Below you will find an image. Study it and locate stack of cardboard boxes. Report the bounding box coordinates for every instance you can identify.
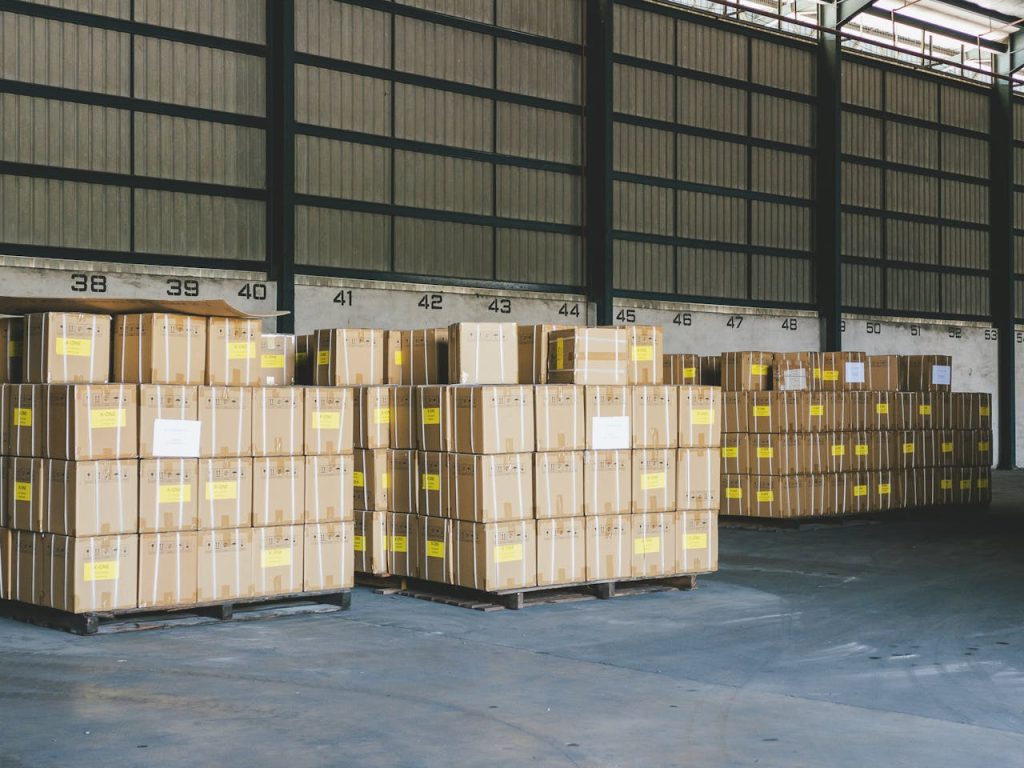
[713,352,992,519]
[0,311,355,614]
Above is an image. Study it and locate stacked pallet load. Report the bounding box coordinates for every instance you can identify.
[0,308,355,617]
[695,351,992,520]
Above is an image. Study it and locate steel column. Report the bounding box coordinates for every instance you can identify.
[816,4,843,351]
[585,0,614,326]
[267,0,296,332]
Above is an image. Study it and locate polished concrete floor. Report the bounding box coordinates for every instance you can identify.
[2,477,1024,767]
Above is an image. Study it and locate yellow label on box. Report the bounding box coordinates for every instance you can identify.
[683,367,696,379]
[632,345,654,362]
[84,560,118,582]
[353,471,364,488]
[831,445,845,457]
[941,442,954,453]
[752,405,770,417]
[354,535,366,552]
[756,447,774,459]
[855,444,869,456]
[14,481,31,502]
[422,473,440,491]
[495,543,523,563]
[555,338,565,370]
[878,483,891,495]
[633,536,660,555]
[426,540,445,558]
[296,351,308,364]
[685,533,708,549]
[902,443,915,454]
[13,408,31,427]
[822,369,839,381]
[261,548,292,568]
[317,350,330,366]
[959,479,971,490]
[978,441,990,452]
[854,485,867,497]
[810,404,824,417]
[757,490,774,503]
[979,406,991,417]
[422,407,440,425]
[389,536,408,554]
[640,472,665,491]
[691,409,714,425]
[8,340,21,357]
[89,408,126,429]
[56,337,92,357]
[940,479,953,490]
[261,353,285,369]
[978,479,989,489]
[205,481,237,501]
[228,341,256,360]
[750,364,768,376]
[722,446,738,459]
[394,350,403,366]
[374,407,391,425]
[813,367,821,379]
[313,411,340,430]
[159,484,191,504]
[381,472,390,490]
[919,404,932,416]
[725,487,743,499]
[876,403,889,415]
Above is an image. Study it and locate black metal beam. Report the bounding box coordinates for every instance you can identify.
[584,0,614,326]
[817,3,843,351]
[927,0,1022,27]
[1011,30,1024,73]
[834,0,879,26]
[860,7,1008,53]
[267,0,295,333]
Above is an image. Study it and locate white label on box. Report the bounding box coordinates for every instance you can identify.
[779,369,807,391]
[591,416,630,450]
[152,419,201,458]
[932,365,951,385]
[845,361,866,384]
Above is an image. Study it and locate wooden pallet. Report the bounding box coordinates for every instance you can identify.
[720,506,957,530]
[355,573,407,595]
[0,589,352,635]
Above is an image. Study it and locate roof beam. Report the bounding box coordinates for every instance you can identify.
[1011,29,1024,73]
[860,6,1009,52]
[833,0,879,26]
[928,0,1023,27]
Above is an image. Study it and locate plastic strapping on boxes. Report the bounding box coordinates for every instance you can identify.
[235,388,244,460]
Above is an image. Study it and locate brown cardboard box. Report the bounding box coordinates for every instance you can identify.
[632,449,676,514]
[822,432,853,473]
[953,392,992,430]
[897,392,950,430]
[45,534,138,613]
[535,384,584,452]
[304,521,355,591]
[584,514,631,581]
[419,516,452,584]
[452,385,535,454]
[198,457,252,529]
[304,454,354,524]
[867,391,896,431]
[197,527,254,602]
[871,470,898,512]
[138,531,198,609]
[450,453,532,522]
[138,385,200,459]
[253,525,303,597]
[295,333,314,385]
[354,449,389,512]
[867,355,900,391]
[846,392,870,432]
[354,509,388,575]
[313,328,385,386]
[548,328,628,385]
[720,434,742,475]
[7,456,45,531]
[407,328,449,385]
[933,467,955,506]
[113,313,206,385]
[252,386,302,457]
[583,450,630,516]
[745,474,827,518]
[206,317,260,386]
[384,330,404,385]
[10,530,39,604]
[45,384,138,460]
[0,528,10,600]
[534,451,584,519]
[518,324,572,384]
[742,434,815,476]
[720,351,773,391]
[418,451,448,518]
[974,429,993,467]
[677,448,720,510]
[675,510,718,573]
[721,391,749,434]
[678,386,721,448]
[801,391,834,433]
[24,312,111,384]
[0,384,9,468]
[773,352,817,392]
[631,512,676,578]
[584,385,631,450]
[253,456,303,527]
[537,516,586,586]
[872,431,897,471]
[955,467,978,506]
[389,385,416,449]
[699,355,721,386]
[387,511,416,579]
[632,386,678,449]
[664,354,704,386]
[900,354,952,392]
[355,386,391,449]
[44,460,138,536]
[828,472,870,516]
[847,432,872,472]
[748,392,800,434]
[452,519,536,591]
[415,385,453,452]
[448,322,518,385]
[139,458,199,532]
[976,467,992,504]
[0,317,24,383]
[936,430,957,467]
[198,386,252,458]
[258,334,296,386]
[303,386,353,456]
[816,351,868,391]
[386,449,418,514]
[892,431,923,470]
[621,325,663,385]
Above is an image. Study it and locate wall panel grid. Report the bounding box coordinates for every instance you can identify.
[610,0,816,307]
[293,0,586,288]
[841,56,991,319]
[0,1,269,267]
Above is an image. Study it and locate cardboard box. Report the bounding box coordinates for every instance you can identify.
[354,449,389,512]
[7,456,45,532]
[313,328,385,386]
[892,431,923,470]
[932,467,954,506]
[449,453,532,522]
[384,330,404,385]
[871,470,898,512]
[304,521,355,591]
[24,312,111,384]
[138,531,198,609]
[448,322,518,385]
[953,392,992,430]
[584,385,631,450]
[822,432,853,473]
[742,434,815,476]
[748,392,800,434]
[354,509,388,575]
[45,384,138,460]
[871,431,897,471]
[664,354,702,386]
[304,454,354,524]
[113,313,206,385]
[720,434,742,475]
[816,351,868,391]
[699,355,721,386]
[621,325,663,385]
[534,451,584,519]
[0,384,9,468]
[44,460,138,536]
[773,352,816,392]
[867,355,900,391]
[866,391,896,431]
[253,525,303,597]
[389,385,416,449]
[199,386,252,458]
[452,385,535,454]
[896,392,950,430]
[976,467,992,504]
[418,516,452,584]
[900,354,952,392]
[415,385,453,452]
[253,456,304,527]
[935,430,957,467]
[206,317,260,386]
[537,516,586,586]
[828,472,870,516]
[386,511,416,579]
[44,534,138,613]
[138,385,200,459]
[252,386,302,457]
[0,317,24,383]
[632,449,675,514]
[198,457,253,529]
[355,386,391,450]
[418,451,448,517]
[535,384,584,452]
[303,386,353,455]
[197,527,254,602]
[954,467,978,506]
[847,432,873,471]
[0,528,10,600]
[296,333,314,385]
[518,324,572,384]
[678,386,721,448]
[405,328,449,385]
[801,391,834,433]
[584,514,631,581]
[675,510,718,573]
[257,334,296,386]
[139,458,199,533]
[632,386,677,449]
[677,448,720,510]
[720,351,773,391]
[10,530,39,604]
[721,391,749,434]
[631,512,675,578]
[452,519,536,591]
[583,450,631,516]
[547,328,627,386]
[974,429,993,467]
[385,449,418,514]
[745,474,827,518]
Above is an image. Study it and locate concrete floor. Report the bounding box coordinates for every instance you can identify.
[2,479,1024,768]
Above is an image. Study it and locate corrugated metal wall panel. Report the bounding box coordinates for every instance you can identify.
[840,162,882,209]
[394,83,491,151]
[750,40,814,95]
[842,61,882,109]
[393,150,492,215]
[497,40,581,105]
[496,166,580,225]
[613,4,672,63]
[750,94,813,147]
[750,254,811,302]
[750,201,811,251]
[887,267,938,313]
[886,122,938,169]
[941,179,988,225]
[613,122,673,178]
[942,274,988,316]
[840,212,882,258]
[887,219,938,264]
[613,64,673,122]
[1017,281,1024,320]
[676,20,746,80]
[613,239,674,291]
[939,84,988,133]
[392,217,493,278]
[677,247,746,298]
[134,0,265,43]
[841,112,882,159]
[885,72,937,121]
[294,135,389,202]
[841,262,882,308]
[294,0,390,67]
[134,188,264,260]
[295,206,390,269]
[677,134,746,189]
[750,146,811,198]
[1015,102,1024,142]
[678,78,747,136]
[942,227,988,270]
[496,230,582,284]
[496,103,581,164]
[1016,191,1024,229]
[29,0,130,17]
[394,0,493,23]
[394,16,493,87]
[1015,147,1024,190]
[294,65,390,135]
[614,180,673,235]
[1015,235,1024,274]
[677,190,746,244]
[941,134,988,179]
[886,170,938,217]
[496,0,583,43]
